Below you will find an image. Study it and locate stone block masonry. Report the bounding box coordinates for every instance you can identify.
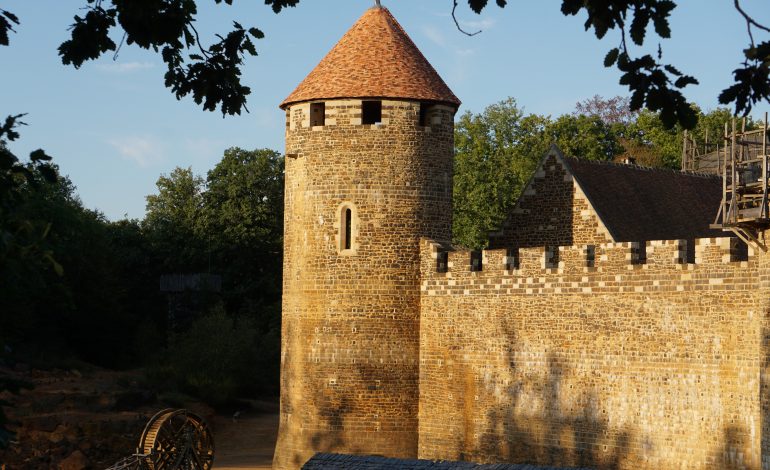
[489,153,611,250]
[272,6,759,470]
[273,98,455,470]
[419,237,767,469]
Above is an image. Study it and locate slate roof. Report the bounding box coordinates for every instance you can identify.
[280,6,461,109]
[302,453,592,470]
[561,155,724,242]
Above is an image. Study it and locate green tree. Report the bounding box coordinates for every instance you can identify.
[545,114,623,162]
[203,148,284,393]
[204,148,284,313]
[453,98,550,248]
[0,162,138,367]
[0,116,57,273]
[624,107,755,169]
[453,98,626,249]
[144,167,207,272]
[106,218,166,363]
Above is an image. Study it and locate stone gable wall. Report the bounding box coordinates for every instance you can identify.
[274,98,455,469]
[418,237,765,469]
[489,153,611,249]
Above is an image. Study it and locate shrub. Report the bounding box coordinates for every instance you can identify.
[162,307,259,406]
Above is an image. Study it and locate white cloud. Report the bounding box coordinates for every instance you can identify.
[96,61,156,73]
[108,136,165,168]
[422,25,446,47]
[459,17,497,31]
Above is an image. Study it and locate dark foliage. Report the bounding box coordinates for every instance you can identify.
[720,41,770,116]
[0,146,284,406]
[142,149,284,397]
[54,0,264,116]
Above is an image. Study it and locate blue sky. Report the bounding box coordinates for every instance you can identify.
[2,0,768,220]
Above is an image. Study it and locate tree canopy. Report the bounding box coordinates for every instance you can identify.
[453,96,741,248]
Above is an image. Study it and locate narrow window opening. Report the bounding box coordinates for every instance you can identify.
[419,103,432,127]
[470,251,483,272]
[506,248,519,271]
[585,245,596,268]
[685,238,695,264]
[344,208,352,250]
[310,102,325,126]
[731,237,749,262]
[545,246,559,269]
[362,100,382,125]
[631,241,647,265]
[437,251,449,273]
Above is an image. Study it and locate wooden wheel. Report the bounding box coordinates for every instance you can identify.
[138,409,214,470]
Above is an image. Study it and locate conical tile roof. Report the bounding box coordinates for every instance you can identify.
[280,6,460,109]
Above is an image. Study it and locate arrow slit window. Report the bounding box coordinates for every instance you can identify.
[338,203,357,254]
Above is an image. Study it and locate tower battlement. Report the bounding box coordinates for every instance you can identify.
[284,99,455,133]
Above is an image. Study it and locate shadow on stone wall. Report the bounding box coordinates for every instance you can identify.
[475,352,635,470]
[460,315,760,469]
[296,363,383,467]
[710,425,753,470]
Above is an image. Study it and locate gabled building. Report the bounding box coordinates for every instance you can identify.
[490,145,724,250]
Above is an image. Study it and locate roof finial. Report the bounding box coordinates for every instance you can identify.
[374,0,381,7]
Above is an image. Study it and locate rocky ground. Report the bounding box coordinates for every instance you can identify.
[0,364,278,470]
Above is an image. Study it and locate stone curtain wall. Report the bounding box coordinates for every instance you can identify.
[418,237,764,469]
[760,250,770,470]
[274,99,455,469]
[489,152,611,249]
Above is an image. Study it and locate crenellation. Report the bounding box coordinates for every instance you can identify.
[430,237,749,277]
[284,99,450,132]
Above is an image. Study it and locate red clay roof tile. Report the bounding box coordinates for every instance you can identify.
[280,6,461,109]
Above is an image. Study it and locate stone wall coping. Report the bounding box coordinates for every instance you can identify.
[422,236,753,274]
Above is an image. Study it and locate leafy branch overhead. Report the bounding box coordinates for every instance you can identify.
[0,0,767,125]
[54,0,280,116]
[462,0,769,128]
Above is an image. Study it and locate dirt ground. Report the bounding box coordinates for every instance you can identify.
[212,403,280,470]
[0,364,280,470]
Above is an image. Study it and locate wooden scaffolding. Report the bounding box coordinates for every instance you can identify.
[681,129,721,175]
[711,113,770,250]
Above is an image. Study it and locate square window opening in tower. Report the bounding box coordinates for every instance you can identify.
[310,102,326,126]
[419,103,433,127]
[362,100,382,125]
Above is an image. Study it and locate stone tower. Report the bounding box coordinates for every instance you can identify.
[273,5,459,469]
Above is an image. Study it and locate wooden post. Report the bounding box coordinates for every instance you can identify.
[731,118,737,223]
[682,129,688,171]
[733,117,751,162]
[723,122,728,225]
